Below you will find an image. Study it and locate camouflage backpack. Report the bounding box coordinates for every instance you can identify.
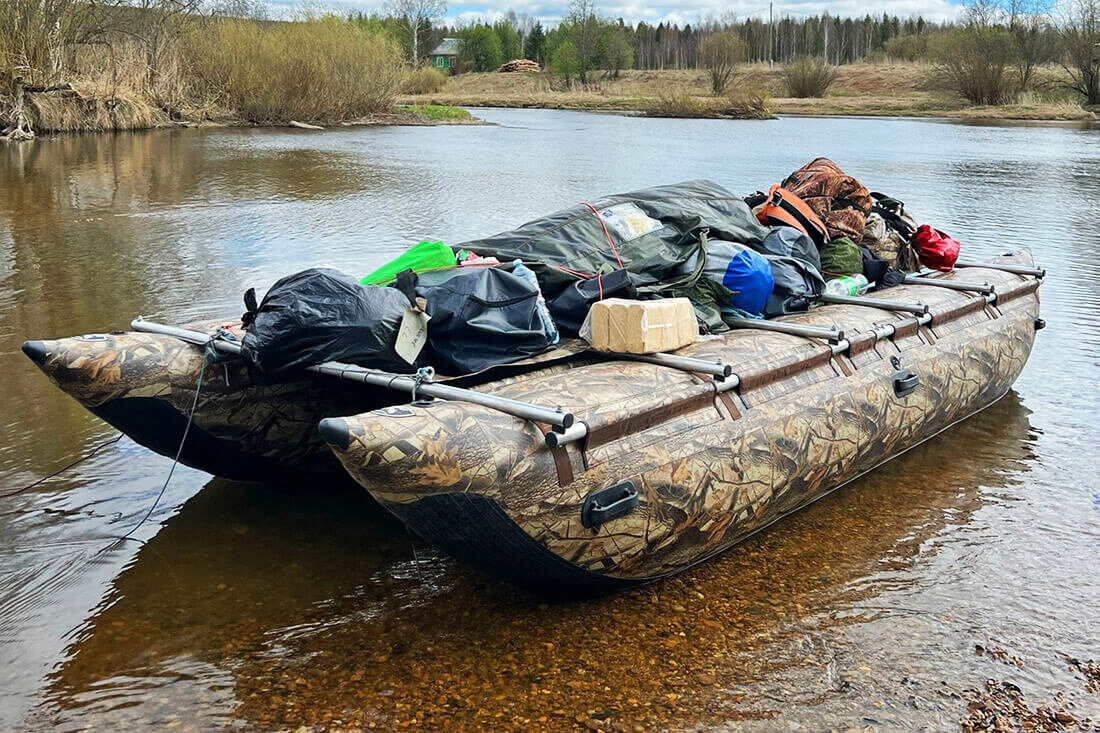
[866,192,921,271]
[781,158,873,242]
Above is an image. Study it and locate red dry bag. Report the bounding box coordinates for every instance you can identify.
[912,225,960,271]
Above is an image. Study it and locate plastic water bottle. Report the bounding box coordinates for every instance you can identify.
[824,274,870,297]
[512,260,560,345]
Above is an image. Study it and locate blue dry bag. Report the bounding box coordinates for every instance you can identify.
[704,239,775,315]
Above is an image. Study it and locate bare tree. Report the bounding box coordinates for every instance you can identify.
[507,9,534,57]
[1058,0,1100,104]
[1000,0,1056,89]
[387,0,446,63]
[117,0,205,100]
[211,0,267,19]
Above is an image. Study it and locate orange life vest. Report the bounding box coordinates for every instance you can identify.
[754,184,829,248]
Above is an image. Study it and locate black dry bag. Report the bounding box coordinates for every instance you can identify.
[240,268,413,375]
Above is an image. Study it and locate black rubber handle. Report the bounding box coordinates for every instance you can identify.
[582,481,639,529]
[893,369,920,398]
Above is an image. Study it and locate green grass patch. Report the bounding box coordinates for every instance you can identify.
[403,104,473,121]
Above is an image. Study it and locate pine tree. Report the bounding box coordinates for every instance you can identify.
[524,21,546,63]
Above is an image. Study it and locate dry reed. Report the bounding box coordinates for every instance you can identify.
[183,17,404,122]
[402,66,448,95]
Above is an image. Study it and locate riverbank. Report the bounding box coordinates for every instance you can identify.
[3,91,481,140]
[3,88,481,141]
[399,64,1097,122]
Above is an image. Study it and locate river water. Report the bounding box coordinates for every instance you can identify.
[1,109,1098,731]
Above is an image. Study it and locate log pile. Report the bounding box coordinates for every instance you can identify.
[498,59,540,73]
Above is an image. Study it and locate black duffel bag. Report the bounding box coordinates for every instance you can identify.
[414,266,553,375]
[240,268,414,375]
[547,269,636,336]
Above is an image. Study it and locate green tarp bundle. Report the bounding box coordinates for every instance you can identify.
[361,240,456,285]
[449,180,771,332]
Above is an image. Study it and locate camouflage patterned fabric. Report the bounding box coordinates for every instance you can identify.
[861,213,907,269]
[782,158,874,242]
[22,321,592,481]
[324,254,1041,586]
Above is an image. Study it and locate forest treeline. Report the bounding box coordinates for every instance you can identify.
[377,8,956,71]
[362,0,1098,106]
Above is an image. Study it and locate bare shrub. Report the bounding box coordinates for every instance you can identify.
[401,65,447,94]
[1058,0,1100,105]
[932,25,1019,104]
[725,76,776,118]
[699,31,747,96]
[782,58,838,98]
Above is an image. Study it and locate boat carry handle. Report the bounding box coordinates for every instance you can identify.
[581,480,639,530]
[892,368,921,398]
[130,318,576,431]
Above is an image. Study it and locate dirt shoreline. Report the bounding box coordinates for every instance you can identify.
[7,86,1094,143]
[1,104,484,142]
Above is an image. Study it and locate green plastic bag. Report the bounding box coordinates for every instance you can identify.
[819,236,863,278]
[360,240,456,285]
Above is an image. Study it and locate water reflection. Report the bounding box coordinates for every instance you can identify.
[0,130,424,479]
[4,111,1100,730]
[35,395,1058,730]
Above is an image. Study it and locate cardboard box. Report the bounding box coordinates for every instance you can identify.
[588,298,697,354]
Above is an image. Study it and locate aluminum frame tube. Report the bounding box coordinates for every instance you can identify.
[131,318,574,430]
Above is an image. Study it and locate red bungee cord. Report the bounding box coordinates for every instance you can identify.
[580,202,625,270]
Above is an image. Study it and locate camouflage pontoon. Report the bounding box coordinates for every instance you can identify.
[20,323,588,481]
[317,254,1042,588]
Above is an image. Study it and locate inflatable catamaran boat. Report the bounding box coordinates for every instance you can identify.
[22,178,1044,589]
[23,257,1042,587]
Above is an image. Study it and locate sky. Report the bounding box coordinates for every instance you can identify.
[302,0,968,26]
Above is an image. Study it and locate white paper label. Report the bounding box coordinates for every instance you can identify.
[395,307,430,364]
[599,202,664,242]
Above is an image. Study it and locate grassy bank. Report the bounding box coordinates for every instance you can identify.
[399,63,1097,121]
[398,104,476,122]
